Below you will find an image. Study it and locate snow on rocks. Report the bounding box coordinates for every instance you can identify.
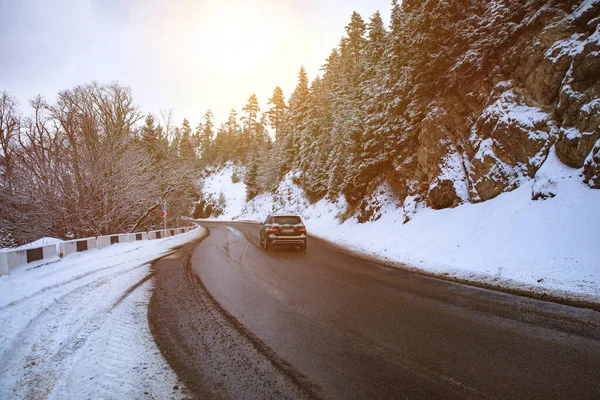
[583,138,600,187]
[469,85,558,201]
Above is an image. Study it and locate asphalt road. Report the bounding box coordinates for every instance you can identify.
[151,222,600,399]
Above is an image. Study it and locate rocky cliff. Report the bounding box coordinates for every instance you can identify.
[196,0,599,223]
[397,0,599,212]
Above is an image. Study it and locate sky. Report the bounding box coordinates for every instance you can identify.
[0,0,391,128]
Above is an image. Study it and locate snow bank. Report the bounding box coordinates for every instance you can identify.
[0,237,64,252]
[200,157,600,303]
[0,228,204,399]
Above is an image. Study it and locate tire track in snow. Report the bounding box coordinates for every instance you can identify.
[0,263,184,400]
[49,278,188,400]
[0,250,176,312]
[0,260,151,365]
[0,265,149,399]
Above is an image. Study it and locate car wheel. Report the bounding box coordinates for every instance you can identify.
[300,241,307,251]
[265,239,270,251]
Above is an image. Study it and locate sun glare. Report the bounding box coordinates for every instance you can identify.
[192,5,277,75]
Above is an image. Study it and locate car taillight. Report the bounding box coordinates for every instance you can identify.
[298,227,307,233]
[267,227,278,233]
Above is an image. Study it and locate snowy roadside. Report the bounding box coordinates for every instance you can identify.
[0,227,206,399]
[200,154,600,306]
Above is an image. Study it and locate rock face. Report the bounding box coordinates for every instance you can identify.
[553,10,600,168]
[394,0,600,211]
[584,139,600,188]
[468,85,558,201]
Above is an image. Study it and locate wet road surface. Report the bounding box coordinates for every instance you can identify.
[151,222,600,399]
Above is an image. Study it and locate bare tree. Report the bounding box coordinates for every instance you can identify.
[159,108,175,142]
[1,82,199,245]
[0,91,20,188]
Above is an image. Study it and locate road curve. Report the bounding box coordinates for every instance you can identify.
[151,221,600,399]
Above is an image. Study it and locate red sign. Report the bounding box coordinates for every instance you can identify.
[160,209,170,218]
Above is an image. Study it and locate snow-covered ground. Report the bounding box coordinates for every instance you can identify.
[201,152,600,304]
[0,228,205,399]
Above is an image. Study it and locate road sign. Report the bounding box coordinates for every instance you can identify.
[160,209,171,218]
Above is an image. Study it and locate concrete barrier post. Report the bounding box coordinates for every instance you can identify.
[117,234,132,243]
[7,250,27,272]
[87,238,98,250]
[97,236,111,249]
[59,242,77,258]
[43,245,58,259]
[0,252,8,276]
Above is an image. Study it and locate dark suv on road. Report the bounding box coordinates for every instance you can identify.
[260,214,307,251]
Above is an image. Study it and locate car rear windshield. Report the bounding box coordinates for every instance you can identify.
[274,216,302,225]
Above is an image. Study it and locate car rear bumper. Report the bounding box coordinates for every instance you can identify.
[269,234,306,245]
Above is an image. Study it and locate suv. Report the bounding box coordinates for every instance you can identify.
[260,214,307,251]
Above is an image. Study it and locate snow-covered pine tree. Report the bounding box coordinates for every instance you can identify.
[226,109,242,162]
[212,123,228,164]
[141,113,160,161]
[244,154,259,202]
[179,118,196,163]
[194,120,203,158]
[348,10,398,203]
[200,110,214,165]
[320,12,368,204]
[279,67,310,178]
[296,76,331,201]
[241,94,260,162]
[267,87,287,141]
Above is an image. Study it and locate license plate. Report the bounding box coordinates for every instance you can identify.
[282,229,294,234]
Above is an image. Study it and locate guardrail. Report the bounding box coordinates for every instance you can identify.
[0,226,196,277]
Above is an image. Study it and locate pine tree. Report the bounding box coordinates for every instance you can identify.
[363,11,387,79]
[201,110,214,164]
[248,113,269,155]
[280,67,310,176]
[194,121,203,158]
[244,155,259,201]
[346,10,397,203]
[320,12,369,204]
[212,123,228,163]
[226,109,242,162]
[241,94,260,161]
[242,94,260,131]
[169,126,181,159]
[345,11,367,64]
[141,113,160,162]
[179,118,196,162]
[267,87,287,141]
[296,76,332,201]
